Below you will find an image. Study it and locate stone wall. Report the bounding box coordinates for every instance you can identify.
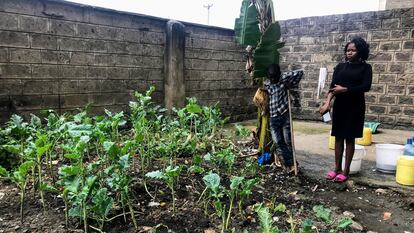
[0,0,251,123]
[279,8,414,129]
[386,0,414,10]
[0,0,167,122]
[0,0,413,128]
[183,26,255,121]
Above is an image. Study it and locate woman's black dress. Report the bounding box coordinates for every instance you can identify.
[331,62,372,139]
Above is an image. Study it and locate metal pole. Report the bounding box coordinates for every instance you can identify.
[203,4,213,25]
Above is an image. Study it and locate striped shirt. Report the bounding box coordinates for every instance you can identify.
[264,69,304,117]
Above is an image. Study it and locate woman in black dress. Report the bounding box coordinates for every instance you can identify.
[320,37,372,182]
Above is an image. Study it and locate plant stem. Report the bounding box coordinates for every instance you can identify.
[37,160,45,211]
[20,186,25,223]
[141,156,154,199]
[225,197,234,230]
[63,191,68,227]
[221,205,226,233]
[126,194,138,229]
[121,198,127,222]
[171,185,175,215]
[197,187,208,203]
[83,202,88,233]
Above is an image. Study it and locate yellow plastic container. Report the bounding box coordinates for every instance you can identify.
[356,128,372,146]
[329,132,335,150]
[396,156,414,186]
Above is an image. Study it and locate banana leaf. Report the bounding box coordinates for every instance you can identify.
[234,0,261,46]
[253,22,284,78]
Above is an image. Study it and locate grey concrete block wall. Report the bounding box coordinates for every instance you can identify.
[0,0,167,123]
[0,0,255,123]
[183,25,255,121]
[279,8,414,129]
[0,0,413,128]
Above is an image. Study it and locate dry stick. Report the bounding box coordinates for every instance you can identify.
[287,90,298,176]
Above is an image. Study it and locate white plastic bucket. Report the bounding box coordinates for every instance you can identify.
[342,145,366,174]
[375,144,405,173]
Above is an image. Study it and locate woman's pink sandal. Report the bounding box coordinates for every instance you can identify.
[334,173,348,182]
[326,171,338,180]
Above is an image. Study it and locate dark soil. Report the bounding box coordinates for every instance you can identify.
[1,153,413,233]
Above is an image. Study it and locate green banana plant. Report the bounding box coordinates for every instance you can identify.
[234,0,283,80]
[234,0,283,153]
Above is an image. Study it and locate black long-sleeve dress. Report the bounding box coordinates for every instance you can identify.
[330,62,372,139]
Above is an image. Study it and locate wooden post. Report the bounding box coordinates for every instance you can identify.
[288,90,298,176]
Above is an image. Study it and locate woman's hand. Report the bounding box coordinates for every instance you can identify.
[319,101,330,115]
[329,84,347,95]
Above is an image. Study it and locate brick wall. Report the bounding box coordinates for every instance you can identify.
[0,0,167,122]
[386,0,414,10]
[0,0,251,123]
[279,8,414,129]
[183,26,254,121]
[0,0,413,128]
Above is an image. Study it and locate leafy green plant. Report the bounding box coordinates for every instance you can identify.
[204,147,235,172]
[234,124,251,137]
[188,155,205,174]
[129,86,165,197]
[0,161,34,222]
[255,203,280,233]
[201,172,226,232]
[104,140,138,229]
[225,176,244,230]
[330,218,353,233]
[313,205,332,223]
[300,219,313,233]
[146,164,182,214]
[237,178,258,213]
[91,188,114,230]
[33,133,53,209]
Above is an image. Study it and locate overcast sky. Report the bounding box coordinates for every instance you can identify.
[66,0,382,29]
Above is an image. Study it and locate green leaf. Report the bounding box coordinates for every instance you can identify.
[164,165,181,178]
[0,166,10,177]
[301,219,313,233]
[40,183,58,192]
[230,176,244,190]
[30,114,41,128]
[119,154,130,170]
[186,103,202,114]
[2,144,21,154]
[189,165,204,174]
[337,218,353,230]
[59,165,82,176]
[313,205,332,223]
[68,205,82,217]
[203,153,212,162]
[64,153,81,160]
[256,204,279,233]
[18,161,34,177]
[203,172,220,190]
[67,123,93,137]
[36,143,52,157]
[274,203,286,213]
[93,188,114,218]
[240,178,257,197]
[234,0,261,45]
[146,170,164,180]
[253,22,284,78]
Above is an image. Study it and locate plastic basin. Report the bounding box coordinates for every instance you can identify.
[375,144,404,173]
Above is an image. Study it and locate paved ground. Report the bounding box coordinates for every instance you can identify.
[237,120,414,195]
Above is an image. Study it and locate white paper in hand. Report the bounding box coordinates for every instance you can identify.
[323,112,331,122]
